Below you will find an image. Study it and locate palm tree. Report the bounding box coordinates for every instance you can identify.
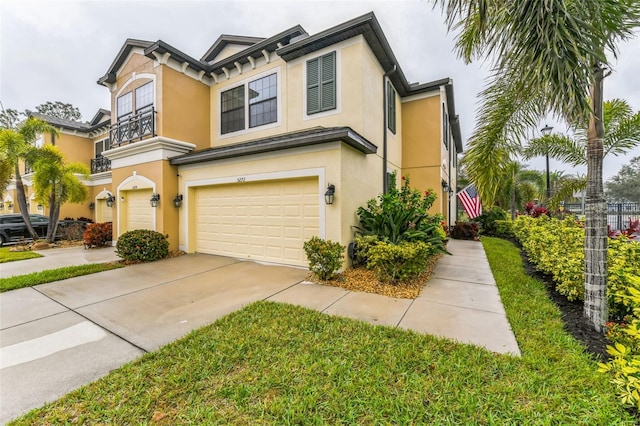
[0,117,58,240]
[28,145,89,242]
[434,0,640,332]
[523,99,640,169]
[493,162,543,219]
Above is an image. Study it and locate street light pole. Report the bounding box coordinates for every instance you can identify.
[541,124,554,203]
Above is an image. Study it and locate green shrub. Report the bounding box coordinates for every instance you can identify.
[353,235,379,266]
[366,240,432,284]
[355,171,446,253]
[608,236,640,319]
[475,206,508,235]
[303,236,344,280]
[451,221,479,240]
[599,276,640,410]
[494,220,514,237]
[116,229,169,262]
[83,222,113,248]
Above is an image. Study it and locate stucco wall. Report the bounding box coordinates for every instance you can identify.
[160,66,210,149]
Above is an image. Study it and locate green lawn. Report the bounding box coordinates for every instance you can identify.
[0,263,124,292]
[10,237,633,424]
[0,247,42,263]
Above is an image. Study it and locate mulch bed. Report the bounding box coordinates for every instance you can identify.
[307,255,441,299]
[512,239,612,361]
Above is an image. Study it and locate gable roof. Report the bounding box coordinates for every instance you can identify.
[143,40,209,73]
[208,25,307,75]
[279,12,462,151]
[89,109,111,126]
[98,39,154,86]
[201,35,266,63]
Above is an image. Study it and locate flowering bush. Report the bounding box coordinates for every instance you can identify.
[83,222,113,248]
[116,229,168,262]
[303,236,344,280]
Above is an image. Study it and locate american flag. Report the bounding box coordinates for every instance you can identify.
[457,184,482,219]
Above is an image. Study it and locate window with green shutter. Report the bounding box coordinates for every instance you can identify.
[387,82,396,134]
[307,51,336,115]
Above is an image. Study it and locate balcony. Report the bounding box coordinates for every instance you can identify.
[91,156,111,174]
[110,107,156,147]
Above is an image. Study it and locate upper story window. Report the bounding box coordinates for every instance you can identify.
[306,51,336,115]
[249,74,277,128]
[135,82,153,112]
[117,92,133,118]
[442,104,449,150]
[94,138,109,158]
[116,81,154,119]
[221,72,278,135]
[387,82,396,134]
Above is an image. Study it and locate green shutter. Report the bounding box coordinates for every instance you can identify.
[307,57,320,114]
[307,52,336,114]
[387,82,396,133]
[320,52,336,111]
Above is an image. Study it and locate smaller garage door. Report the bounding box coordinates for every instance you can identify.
[97,199,113,223]
[125,189,153,231]
[194,177,319,266]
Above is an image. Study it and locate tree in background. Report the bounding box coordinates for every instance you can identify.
[28,145,89,242]
[523,99,640,171]
[494,162,543,219]
[434,0,640,332]
[0,117,59,239]
[0,108,25,130]
[34,101,82,121]
[606,156,640,203]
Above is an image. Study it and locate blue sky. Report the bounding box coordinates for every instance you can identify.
[1,0,638,180]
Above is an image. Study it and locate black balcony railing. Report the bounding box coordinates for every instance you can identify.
[110,107,156,147]
[91,156,111,174]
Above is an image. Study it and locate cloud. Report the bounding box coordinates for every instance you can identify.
[1,0,637,179]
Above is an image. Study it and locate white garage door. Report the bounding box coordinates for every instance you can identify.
[194,177,319,266]
[125,189,153,231]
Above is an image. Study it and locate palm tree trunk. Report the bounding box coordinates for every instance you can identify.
[584,64,608,333]
[14,164,39,240]
[46,192,60,243]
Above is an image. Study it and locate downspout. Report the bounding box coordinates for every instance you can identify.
[382,65,397,194]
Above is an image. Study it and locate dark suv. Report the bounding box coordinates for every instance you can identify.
[0,214,50,246]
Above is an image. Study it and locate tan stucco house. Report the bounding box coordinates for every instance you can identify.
[5,12,463,267]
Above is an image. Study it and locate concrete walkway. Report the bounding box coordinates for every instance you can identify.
[0,239,519,423]
[0,246,120,278]
[269,238,520,356]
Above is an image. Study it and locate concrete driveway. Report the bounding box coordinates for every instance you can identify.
[0,254,307,424]
[1,240,519,423]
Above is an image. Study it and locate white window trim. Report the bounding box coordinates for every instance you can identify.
[302,48,342,121]
[217,67,282,139]
[115,73,157,118]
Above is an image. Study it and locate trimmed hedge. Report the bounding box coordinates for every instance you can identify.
[116,229,169,262]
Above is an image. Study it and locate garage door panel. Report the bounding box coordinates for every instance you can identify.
[126,189,153,231]
[194,178,319,266]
